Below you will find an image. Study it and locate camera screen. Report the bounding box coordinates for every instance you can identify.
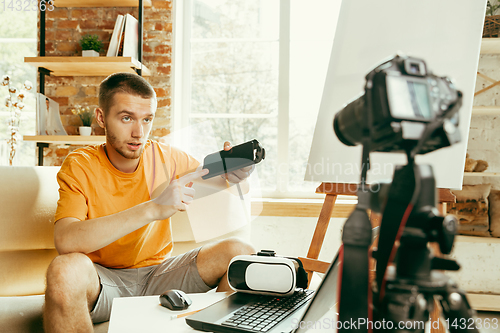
[386,76,432,120]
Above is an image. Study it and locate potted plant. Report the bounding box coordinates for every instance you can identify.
[72,105,94,135]
[484,0,500,37]
[79,34,103,57]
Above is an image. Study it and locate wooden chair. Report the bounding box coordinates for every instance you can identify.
[298,182,456,333]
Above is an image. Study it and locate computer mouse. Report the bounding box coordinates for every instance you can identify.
[159,289,192,310]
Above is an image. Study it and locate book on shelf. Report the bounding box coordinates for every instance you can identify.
[36,93,67,136]
[107,13,139,60]
[106,14,125,57]
[122,13,139,60]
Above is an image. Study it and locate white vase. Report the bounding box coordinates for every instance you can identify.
[79,126,92,136]
[82,50,99,57]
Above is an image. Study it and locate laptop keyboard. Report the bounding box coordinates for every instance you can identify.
[221,289,315,332]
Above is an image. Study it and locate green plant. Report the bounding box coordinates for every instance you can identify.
[72,105,94,127]
[487,0,500,16]
[79,34,103,52]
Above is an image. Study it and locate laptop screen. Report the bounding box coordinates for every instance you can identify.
[294,252,340,332]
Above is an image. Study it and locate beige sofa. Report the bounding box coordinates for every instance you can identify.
[0,166,250,333]
[0,166,108,333]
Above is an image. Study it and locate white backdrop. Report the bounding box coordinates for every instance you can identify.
[305,0,487,189]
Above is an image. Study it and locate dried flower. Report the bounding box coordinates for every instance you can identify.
[2,75,10,86]
[72,105,94,127]
[24,80,32,91]
[2,74,32,165]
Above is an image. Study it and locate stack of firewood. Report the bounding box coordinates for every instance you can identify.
[447,184,491,237]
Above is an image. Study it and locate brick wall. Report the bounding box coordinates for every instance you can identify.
[467,54,500,190]
[38,1,173,166]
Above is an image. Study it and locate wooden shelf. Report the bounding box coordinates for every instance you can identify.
[480,38,500,54]
[23,135,105,145]
[463,172,500,177]
[472,106,500,115]
[24,57,151,77]
[455,235,500,244]
[53,0,152,7]
[467,293,500,311]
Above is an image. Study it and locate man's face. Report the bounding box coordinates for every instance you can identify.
[102,92,156,160]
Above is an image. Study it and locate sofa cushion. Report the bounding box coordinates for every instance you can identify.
[0,250,58,296]
[0,166,59,251]
[0,166,60,296]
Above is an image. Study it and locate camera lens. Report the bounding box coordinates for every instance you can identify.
[333,96,365,147]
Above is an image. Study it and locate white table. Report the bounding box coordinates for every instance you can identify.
[108,292,230,333]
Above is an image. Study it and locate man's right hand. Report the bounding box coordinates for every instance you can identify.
[151,168,209,220]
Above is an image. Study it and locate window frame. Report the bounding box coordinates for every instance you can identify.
[173,0,327,199]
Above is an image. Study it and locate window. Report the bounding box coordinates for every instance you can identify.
[174,0,340,198]
[0,8,37,166]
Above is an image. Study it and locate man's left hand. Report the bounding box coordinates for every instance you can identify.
[221,141,254,183]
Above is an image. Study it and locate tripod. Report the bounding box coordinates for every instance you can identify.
[370,153,479,333]
[337,145,479,333]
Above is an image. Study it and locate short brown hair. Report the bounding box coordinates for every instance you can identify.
[99,72,156,115]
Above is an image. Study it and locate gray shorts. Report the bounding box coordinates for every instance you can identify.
[90,247,212,323]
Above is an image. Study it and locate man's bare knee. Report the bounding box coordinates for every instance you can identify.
[45,253,99,310]
[198,237,255,274]
[218,237,255,259]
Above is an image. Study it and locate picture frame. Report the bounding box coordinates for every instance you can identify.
[36,93,67,135]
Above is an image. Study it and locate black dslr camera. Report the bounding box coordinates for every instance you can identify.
[333,55,478,333]
[334,55,461,154]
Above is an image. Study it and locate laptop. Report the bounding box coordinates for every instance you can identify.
[185,251,341,333]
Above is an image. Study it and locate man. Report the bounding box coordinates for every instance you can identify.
[43,72,255,332]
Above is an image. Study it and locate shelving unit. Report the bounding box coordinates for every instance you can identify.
[467,293,500,312]
[24,0,148,165]
[472,106,500,115]
[53,0,151,7]
[455,235,500,244]
[30,0,147,81]
[23,135,105,145]
[455,38,500,311]
[463,172,500,177]
[25,57,150,77]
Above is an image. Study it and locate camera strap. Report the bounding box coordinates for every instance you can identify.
[338,206,372,333]
[374,165,416,298]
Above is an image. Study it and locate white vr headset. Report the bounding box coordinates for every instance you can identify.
[227,250,308,297]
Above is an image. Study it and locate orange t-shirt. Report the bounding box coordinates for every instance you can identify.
[54,140,200,269]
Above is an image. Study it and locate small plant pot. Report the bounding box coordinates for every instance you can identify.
[82,50,99,57]
[79,126,92,136]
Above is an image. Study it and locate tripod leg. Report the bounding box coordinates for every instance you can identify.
[440,288,479,333]
[430,299,446,333]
